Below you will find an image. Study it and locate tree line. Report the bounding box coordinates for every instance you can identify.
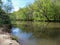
[11,0,60,22]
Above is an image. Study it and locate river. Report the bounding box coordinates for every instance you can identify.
[11,21,60,45]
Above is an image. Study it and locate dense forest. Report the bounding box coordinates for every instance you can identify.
[10,0,60,22]
[0,0,60,24]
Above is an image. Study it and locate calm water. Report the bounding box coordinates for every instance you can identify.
[11,21,60,45]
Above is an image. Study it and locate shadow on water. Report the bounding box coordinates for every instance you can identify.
[11,21,60,45]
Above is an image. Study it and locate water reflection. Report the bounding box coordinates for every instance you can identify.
[11,27,33,39]
[11,21,60,45]
[11,27,36,45]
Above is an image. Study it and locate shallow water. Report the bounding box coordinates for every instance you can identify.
[11,21,60,45]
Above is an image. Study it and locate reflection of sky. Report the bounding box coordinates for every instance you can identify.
[11,27,36,45]
[11,28,32,40]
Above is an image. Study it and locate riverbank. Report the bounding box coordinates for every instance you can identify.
[10,19,60,22]
[0,27,20,45]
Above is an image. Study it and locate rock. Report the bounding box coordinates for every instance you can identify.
[0,34,20,45]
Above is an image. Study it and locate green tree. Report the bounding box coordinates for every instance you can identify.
[11,0,60,22]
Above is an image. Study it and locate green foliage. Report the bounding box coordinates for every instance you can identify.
[0,0,12,25]
[0,9,10,24]
[11,0,60,22]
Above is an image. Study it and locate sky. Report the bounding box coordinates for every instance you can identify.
[12,0,35,11]
[2,0,35,11]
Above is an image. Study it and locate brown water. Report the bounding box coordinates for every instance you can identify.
[11,21,60,45]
